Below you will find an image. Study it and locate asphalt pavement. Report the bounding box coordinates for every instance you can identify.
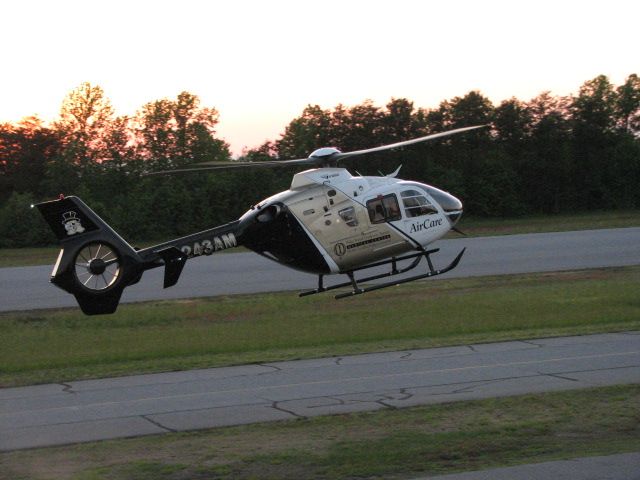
[1,331,639,451]
[417,452,640,480]
[1,227,639,312]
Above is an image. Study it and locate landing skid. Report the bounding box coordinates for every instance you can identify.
[299,247,466,299]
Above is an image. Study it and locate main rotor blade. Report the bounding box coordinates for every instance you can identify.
[332,125,487,161]
[145,157,315,176]
[145,124,487,176]
[196,157,313,168]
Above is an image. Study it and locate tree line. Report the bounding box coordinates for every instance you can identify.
[1,74,639,247]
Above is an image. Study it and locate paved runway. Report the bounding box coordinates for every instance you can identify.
[418,452,640,480]
[1,331,639,451]
[1,227,639,312]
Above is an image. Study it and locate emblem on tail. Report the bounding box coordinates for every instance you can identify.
[62,211,85,235]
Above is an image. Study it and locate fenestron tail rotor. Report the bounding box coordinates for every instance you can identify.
[74,242,122,292]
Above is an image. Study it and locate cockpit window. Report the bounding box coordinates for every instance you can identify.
[424,186,462,212]
[401,189,438,217]
[367,194,401,224]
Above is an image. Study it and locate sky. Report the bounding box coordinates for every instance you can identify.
[1,0,638,156]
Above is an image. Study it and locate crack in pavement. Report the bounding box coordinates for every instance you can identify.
[420,378,506,397]
[257,364,282,375]
[542,372,579,382]
[271,401,305,419]
[395,388,414,401]
[376,399,397,409]
[519,339,543,347]
[306,395,369,409]
[542,363,640,378]
[140,415,177,433]
[59,383,75,394]
[450,379,503,394]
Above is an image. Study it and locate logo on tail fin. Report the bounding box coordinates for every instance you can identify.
[62,211,86,236]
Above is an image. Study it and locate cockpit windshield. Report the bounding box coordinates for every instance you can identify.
[424,186,462,212]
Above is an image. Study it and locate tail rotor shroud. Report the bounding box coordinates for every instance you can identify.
[74,242,121,292]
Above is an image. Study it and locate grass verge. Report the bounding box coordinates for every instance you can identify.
[1,266,639,387]
[0,246,61,269]
[2,210,638,267]
[452,208,640,237]
[1,384,639,480]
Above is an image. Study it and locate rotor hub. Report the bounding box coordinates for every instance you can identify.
[89,258,107,275]
[308,147,341,159]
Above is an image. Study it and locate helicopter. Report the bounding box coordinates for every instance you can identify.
[35,125,485,315]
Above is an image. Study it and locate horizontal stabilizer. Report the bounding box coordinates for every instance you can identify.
[156,247,188,288]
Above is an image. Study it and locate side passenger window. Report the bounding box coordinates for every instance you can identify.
[366,194,401,224]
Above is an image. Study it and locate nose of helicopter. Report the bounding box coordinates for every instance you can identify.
[446,205,463,226]
[445,193,463,226]
[423,186,463,226]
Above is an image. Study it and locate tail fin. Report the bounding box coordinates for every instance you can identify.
[35,196,147,315]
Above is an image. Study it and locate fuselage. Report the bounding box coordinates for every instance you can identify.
[238,168,463,275]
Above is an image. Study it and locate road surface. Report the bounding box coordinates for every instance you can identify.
[1,331,638,451]
[417,452,640,480]
[1,227,639,312]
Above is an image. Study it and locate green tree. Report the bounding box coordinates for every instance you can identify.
[573,75,618,136]
[55,81,114,166]
[615,73,640,134]
[522,92,574,212]
[276,105,332,159]
[429,91,494,130]
[493,98,531,147]
[135,91,230,170]
[0,192,54,247]
[44,82,115,195]
[572,75,620,209]
[0,117,60,201]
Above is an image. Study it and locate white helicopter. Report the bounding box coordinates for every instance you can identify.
[35,125,484,315]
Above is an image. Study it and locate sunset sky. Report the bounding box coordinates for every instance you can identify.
[1,0,638,156]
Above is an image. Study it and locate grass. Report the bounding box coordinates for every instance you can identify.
[1,384,639,479]
[1,266,639,387]
[451,208,640,237]
[1,209,638,267]
[0,246,62,269]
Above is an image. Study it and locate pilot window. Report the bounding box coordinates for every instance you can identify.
[401,189,438,217]
[367,194,401,224]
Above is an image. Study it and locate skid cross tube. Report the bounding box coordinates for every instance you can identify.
[299,249,436,297]
[334,247,466,299]
[299,248,465,298]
